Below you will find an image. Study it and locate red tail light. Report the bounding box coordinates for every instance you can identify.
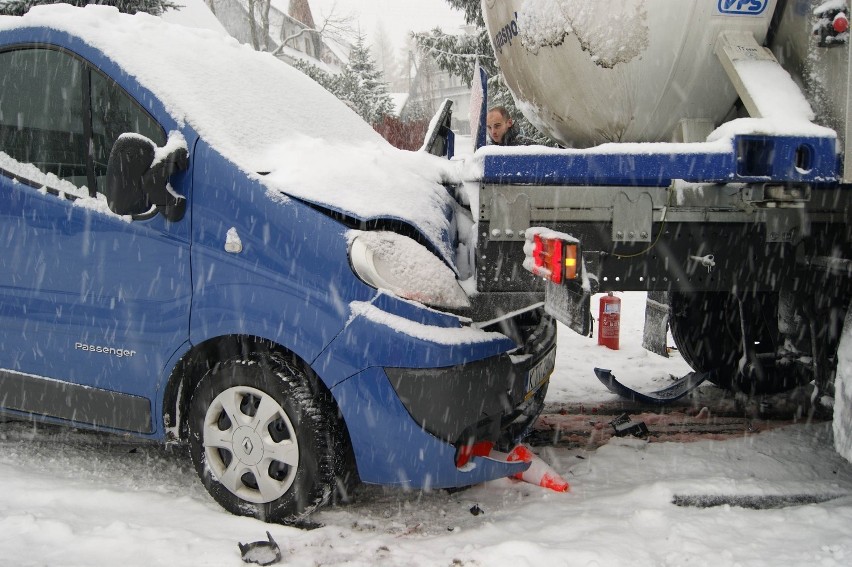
[835,13,849,34]
[533,234,564,284]
[528,232,580,284]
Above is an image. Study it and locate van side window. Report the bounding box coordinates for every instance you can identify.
[0,47,165,195]
[0,49,87,188]
[90,70,165,192]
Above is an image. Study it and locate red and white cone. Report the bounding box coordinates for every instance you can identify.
[506,444,570,493]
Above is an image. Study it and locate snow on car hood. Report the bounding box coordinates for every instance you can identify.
[0,5,462,264]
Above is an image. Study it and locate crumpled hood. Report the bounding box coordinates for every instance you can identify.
[259,136,464,268]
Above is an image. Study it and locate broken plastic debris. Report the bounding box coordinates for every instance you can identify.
[238,531,281,566]
[610,413,649,438]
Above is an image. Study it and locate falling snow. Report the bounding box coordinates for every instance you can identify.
[2,294,852,566]
[2,3,852,566]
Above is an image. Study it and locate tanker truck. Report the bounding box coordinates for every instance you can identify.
[469,0,852,423]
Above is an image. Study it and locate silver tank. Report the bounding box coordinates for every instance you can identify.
[482,0,781,147]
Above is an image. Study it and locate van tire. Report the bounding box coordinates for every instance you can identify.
[187,353,339,524]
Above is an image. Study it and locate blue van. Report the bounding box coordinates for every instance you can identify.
[0,6,555,523]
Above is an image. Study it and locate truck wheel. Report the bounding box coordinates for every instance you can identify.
[187,353,340,523]
[669,292,802,395]
[670,292,739,384]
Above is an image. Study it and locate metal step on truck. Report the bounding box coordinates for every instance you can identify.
[463,0,852,451]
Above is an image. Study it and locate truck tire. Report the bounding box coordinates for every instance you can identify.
[669,292,739,383]
[187,353,342,524]
[669,292,802,395]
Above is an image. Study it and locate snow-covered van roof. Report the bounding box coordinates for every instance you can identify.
[0,5,460,263]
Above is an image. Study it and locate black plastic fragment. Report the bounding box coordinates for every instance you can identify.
[609,413,649,438]
[238,531,282,566]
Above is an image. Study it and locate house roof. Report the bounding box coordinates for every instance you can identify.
[322,35,350,65]
[277,44,336,74]
[287,0,316,29]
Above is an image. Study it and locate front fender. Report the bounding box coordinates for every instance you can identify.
[314,297,515,388]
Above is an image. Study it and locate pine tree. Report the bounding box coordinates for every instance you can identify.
[345,35,394,123]
[293,36,394,126]
[412,0,554,145]
[291,59,336,93]
[0,0,179,16]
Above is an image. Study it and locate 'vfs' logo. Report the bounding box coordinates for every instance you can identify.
[718,0,769,15]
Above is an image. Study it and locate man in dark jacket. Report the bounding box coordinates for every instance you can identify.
[486,106,532,146]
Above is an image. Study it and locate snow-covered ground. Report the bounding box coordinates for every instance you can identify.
[3,293,852,567]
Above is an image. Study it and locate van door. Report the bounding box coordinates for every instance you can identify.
[0,47,191,433]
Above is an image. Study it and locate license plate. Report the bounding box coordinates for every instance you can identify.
[525,347,556,398]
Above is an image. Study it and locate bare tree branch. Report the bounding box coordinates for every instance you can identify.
[271,1,355,57]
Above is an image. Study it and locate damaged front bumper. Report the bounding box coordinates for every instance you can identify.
[316,294,557,488]
[385,312,556,468]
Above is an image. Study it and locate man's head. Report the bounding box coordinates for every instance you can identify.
[486,107,513,145]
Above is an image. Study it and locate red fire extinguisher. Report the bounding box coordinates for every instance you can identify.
[598,292,621,350]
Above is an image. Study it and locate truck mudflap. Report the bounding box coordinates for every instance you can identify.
[594,367,714,405]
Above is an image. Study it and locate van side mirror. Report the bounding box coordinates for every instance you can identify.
[105,133,188,222]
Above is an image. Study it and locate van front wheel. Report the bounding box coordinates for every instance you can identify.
[187,353,339,523]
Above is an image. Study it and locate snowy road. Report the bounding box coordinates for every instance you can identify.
[2,293,852,566]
